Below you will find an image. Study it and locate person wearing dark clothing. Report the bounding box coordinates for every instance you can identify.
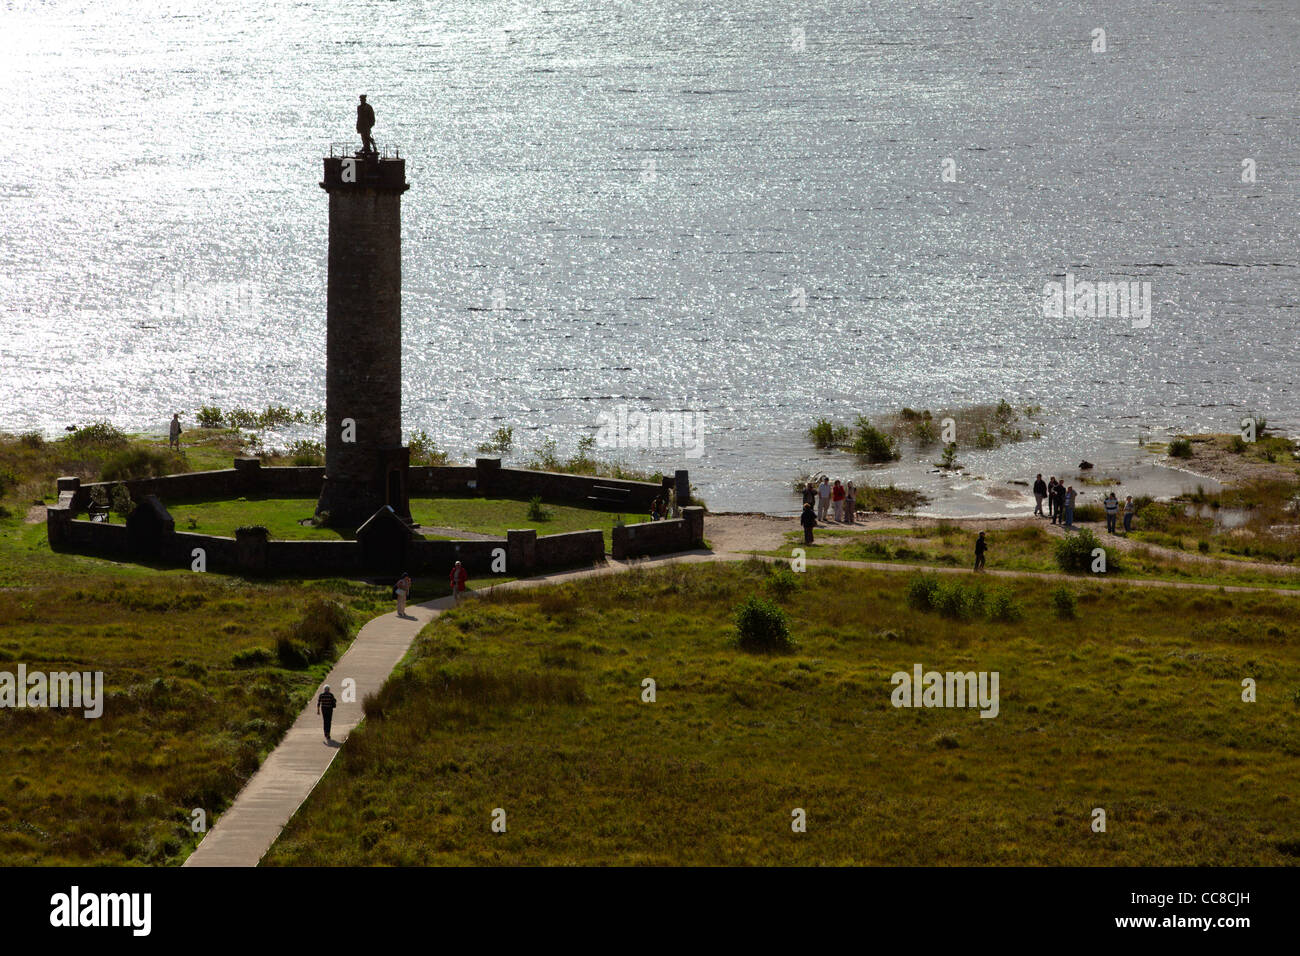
[1054,481,1067,524]
[802,482,817,510]
[1033,474,1047,516]
[357,95,376,154]
[974,531,988,571]
[800,503,817,545]
[1047,477,1058,521]
[317,684,338,742]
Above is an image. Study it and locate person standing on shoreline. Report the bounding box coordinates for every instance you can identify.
[831,479,845,522]
[168,413,181,451]
[1123,495,1135,533]
[844,480,856,524]
[802,481,817,511]
[1047,477,1058,522]
[1064,485,1077,528]
[1054,480,1067,524]
[800,502,817,544]
[817,476,831,521]
[1033,474,1047,516]
[974,531,988,571]
[1104,491,1119,533]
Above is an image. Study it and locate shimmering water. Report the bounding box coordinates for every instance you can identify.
[2,0,1297,513]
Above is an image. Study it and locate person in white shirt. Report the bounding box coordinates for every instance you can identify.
[817,477,831,521]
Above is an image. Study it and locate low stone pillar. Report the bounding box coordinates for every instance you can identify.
[674,469,691,511]
[682,506,705,549]
[235,526,269,575]
[611,523,634,561]
[46,504,72,551]
[506,529,537,576]
[56,476,81,493]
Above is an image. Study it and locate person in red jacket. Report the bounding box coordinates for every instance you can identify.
[831,479,846,522]
[449,560,469,602]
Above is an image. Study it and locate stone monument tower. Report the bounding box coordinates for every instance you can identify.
[315,136,412,526]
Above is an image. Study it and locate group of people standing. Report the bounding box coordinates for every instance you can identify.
[798,476,857,543]
[1032,474,1134,532]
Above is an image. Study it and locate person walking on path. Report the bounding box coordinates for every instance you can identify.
[394,571,412,617]
[1123,495,1135,533]
[844,481,856,524]
[817,477,831,521]
[1033,474,1047,516]
[800,502,817,545]
[169,413,181,450]
[449,560,469,603]
[974,531,988,572]
[1064,485,1077,529]
[831,479,846,522]
[316,684,337,743]
[1104,492,1119,533]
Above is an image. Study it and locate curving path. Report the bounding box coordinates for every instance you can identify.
[184,543,1298,867]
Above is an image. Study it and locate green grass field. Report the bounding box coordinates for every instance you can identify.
[768,524,1300,591]
[163,494,629,547]
[263,560,1300,866]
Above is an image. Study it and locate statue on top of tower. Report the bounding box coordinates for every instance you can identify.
[356,95,376,156]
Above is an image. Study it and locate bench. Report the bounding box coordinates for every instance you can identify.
[87,501,110,522]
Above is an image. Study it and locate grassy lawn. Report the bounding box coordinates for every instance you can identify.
[0,519,397,865]
[408,495,628,547]
[164,494,628,548]
[766,524,1300,591]
[263,560,1300,866]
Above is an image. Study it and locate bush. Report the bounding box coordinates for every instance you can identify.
[939,443,958,469]
[1169,437,1193,458]
[287,598,351,662]
[989,588,1023,622]
[1052,586,1077,619]
[934,581,984,620]
[287,439,324,466]
[733,594,795,652]
[1228,435,1248,454]
[232,647,273,668]
[1055,527,1114,573]
[101,446,184,481]
[110,484,135,520]
[527,495,551,521]
[408,429,449,466]
[852,421,899,462]
[808,419,849,449]
[18,431,44,449]
[196,406,224,428]
[275,636,313,669]
[67,421,127,448]
[477,426,514,455]
[907,574,940,610]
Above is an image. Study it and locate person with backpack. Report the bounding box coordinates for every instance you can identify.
[394,571,412,617]
[449,560,469,602]
[800,502,817,545]
[316,683,337,743]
